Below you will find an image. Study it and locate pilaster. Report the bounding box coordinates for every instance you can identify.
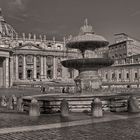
[5,57,9,88]
[23,55,26,80]
[43,56,47,79]
[40,56,44,79]
[15,55,18,80]
[53,56,56,79]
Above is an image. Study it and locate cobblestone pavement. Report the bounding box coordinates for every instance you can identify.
[0,117,140,140]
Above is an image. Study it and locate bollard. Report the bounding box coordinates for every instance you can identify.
[17,97,24,112]
[91,98,103,117]
[60,99,69,117]
[128,96,140,113]
[29,98,40,117]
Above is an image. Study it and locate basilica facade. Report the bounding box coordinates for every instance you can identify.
[0,10,78,88]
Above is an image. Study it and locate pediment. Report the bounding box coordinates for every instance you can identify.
[15,43,43,50]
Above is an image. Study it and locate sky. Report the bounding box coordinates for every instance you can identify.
[0,0,140,43]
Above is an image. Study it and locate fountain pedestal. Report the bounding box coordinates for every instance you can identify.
[75,70,101,93]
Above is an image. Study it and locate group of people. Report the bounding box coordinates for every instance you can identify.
[40,86,46,93]
[0,95,23,111]
[62,86,75,94]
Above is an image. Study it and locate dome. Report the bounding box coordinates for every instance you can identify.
[66,19,109,50]
[0,9,17,37]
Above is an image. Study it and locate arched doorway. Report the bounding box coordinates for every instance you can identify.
[47,70,53,79]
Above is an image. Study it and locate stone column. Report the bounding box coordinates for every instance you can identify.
[43,56,47,79]
[5,57,9,88]
[15,55,18,80]
[23,55,26,80]
[122,69,125,81]
[9,57,14,87]
[130,68,134,82]
[53,56,56,79]
[115,69,118,82]
[40,56,44,79]
[33,55,37,79]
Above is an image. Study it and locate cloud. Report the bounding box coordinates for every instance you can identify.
[7,0,26,11]
[130,10,140,17]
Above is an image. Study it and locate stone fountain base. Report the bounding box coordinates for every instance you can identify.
[75,70,102,93]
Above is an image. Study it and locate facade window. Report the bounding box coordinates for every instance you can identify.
[46,56,53,66]
[48,42,52,48]
[135,72,138,79]
[19,42,22,46]
[112,73,115,80]
[57,45,61,49]
[126,73,129,79]
[47,70,53,79]
[26,55,33,64]
[119,73,121,79]
[106,73,108,79]
[19,72,22,79]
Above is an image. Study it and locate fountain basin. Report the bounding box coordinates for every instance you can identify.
[61,58,114,70]
[67,40,108,51]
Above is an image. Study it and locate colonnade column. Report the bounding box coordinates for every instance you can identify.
[121,69,125,81]
[33,55,36,79]
[23,55,26,80]
[5,57,9,88]
[15,55,18,80]
[43,56,46,79]
[53,56,56,79]
[130,68,134,82]
[40,56,44,79]
[9,57,14,87]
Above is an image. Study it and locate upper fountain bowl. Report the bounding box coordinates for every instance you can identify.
[66,19,109,50]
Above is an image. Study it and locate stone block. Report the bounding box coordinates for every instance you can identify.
[29,98,40,117]
[17,97,23,112]
[60,99,69,117]
[128,96,140,113]
[91,98,103,117]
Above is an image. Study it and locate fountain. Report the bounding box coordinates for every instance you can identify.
[23,20,131,113]
[61,19,114,93]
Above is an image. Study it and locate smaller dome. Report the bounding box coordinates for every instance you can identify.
[0,9,17,37]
